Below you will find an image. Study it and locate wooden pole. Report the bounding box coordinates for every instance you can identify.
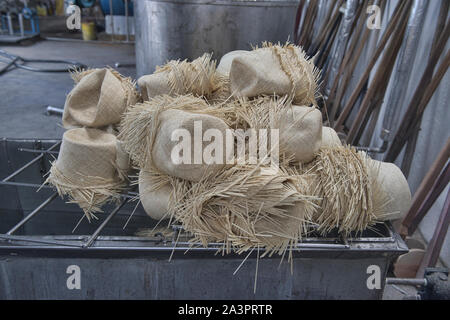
[400,0,449,176]
[385,48,450,162]
[416,189,450,279]
[333,0,408,131]
[346,1,411,144]
[326,0,372,114]
[400,138,450,237]
[409,162,450,236]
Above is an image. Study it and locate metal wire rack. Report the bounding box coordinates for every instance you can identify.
[0,138,407,255]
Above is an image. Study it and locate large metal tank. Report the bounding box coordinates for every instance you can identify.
[134,0,300,77]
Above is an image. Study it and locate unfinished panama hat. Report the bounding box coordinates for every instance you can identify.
[229,96,322,164]
[207,50,249,105]
[45,127,127,220]
[300,146,379,235]
[163,163,317,256]
[321,126,342,148]
[119,95,234,182]
[137,53,219,101]
[62,68,140,129]
[278,105,323,164]
[366,159,412,221]
[299,146,411,235]
[152,108,232,181]
[229,42,320,106]
[138,168,173,221]
[216,50,249,77]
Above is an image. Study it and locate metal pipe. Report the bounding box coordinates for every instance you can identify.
[355,140,388,154]
[0,180,138,200]
[0,181,53,189]
[2,141,61,182]
[7,193,58,235]
[18,13,24,37]
[0,234,84,247]
[325,0,358,95]
[18,148,59,154]
[83,199,128,248]
[386,277,427,286]
[7,14,13,35]
[44,36,134,44]
[381,0,429,142]
[124,0,129,42]
[46,106,64,115]
[109,0,114,42]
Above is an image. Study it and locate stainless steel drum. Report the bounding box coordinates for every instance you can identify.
[134,0,300,77]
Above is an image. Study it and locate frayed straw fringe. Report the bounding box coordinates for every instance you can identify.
[253,41,321,106]
[297,146,385,236]
[137,161,320,258]
[118,94,236,169]
[136,147,386,258]
[207,74,235,105]
[229,95,318,165]
[45,163,127,221]
[155,53,219,98]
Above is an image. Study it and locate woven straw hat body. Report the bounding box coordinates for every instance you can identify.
[321,127,342,148]
[137,73,171,101]
[138,53,218,101]
[229,43,319,106]
[138,169,172,221]
[216,50,249,77]
[278,105,322,164]
[366,159,412,221]
[56,127,118,180]
[46,127,126,220]
[63,68,138,128]
[152,109,231,182]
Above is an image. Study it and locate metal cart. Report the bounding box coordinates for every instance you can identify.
[0,138,408,299]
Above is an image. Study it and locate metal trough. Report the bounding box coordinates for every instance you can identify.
[0,138,408,299]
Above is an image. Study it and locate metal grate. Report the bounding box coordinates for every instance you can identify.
[0,138,406,254]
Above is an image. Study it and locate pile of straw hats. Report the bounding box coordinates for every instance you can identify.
[45,43,411,257]
[46,68,141,220]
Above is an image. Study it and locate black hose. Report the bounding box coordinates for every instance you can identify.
[0,49,87,74]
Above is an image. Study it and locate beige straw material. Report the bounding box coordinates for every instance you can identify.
[138,168,173,221]
[119,95,236,171]
[153,108,231,181]
[302,146,382,235]
[115,139,131,180]
[230,96,322,164]
[45,128,127,220]
[63,68,141,129]
[278,105,322,164]
[229,42,321,106]
[165,163,319,257]
[207,73,233,106]
[365,159,412,221]
[208,50,250,105]
[321,126,342,148]
[137,53,219,100]
[216,50,249,77]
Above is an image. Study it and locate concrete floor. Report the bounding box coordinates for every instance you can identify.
[0,39,135,139]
